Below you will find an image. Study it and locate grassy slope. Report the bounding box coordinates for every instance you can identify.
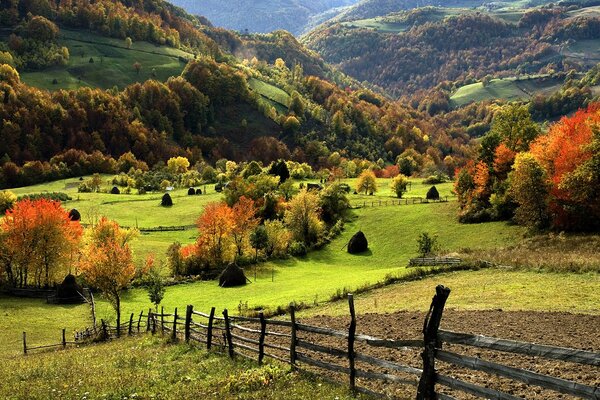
[0,336,359,399]
[20,29,193,91]
[300,268,600,317]
[450,76,564,107]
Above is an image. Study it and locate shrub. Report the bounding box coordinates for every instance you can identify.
[188,187,196,195]
[289,241,307,257]
[78,182,92,193]
[426,186,440,201]
[161,193,173,207]
[391,174,409,198]
[0,190,17,214]
[18,192,72,202]
[423,173,448,184]
[417,232,438,257]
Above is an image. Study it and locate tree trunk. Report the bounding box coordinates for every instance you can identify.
[116,294,121,338]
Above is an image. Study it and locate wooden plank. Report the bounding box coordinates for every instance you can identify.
[232,341,260,355]
[230,315,261,323]
[355,334,423,349]
[296,323,348,339]
[438,330,600,367]
[436,373,522,400]
[265,330,291,338]
[348,293,357,390]
[192,310,211,318]
[355,369,418,386]
[265,319,293,328]
[231,332,260,346]
[191,321,209,330]
[231,323,260,334]
[264,352,291,364]
[296,340,347,358]
[296,353,350,374]
[263,342,290,352]
[436,350,600,399]
[354,386,386,399]
[355,352,422,376]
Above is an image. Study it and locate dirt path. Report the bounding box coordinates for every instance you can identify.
[287,310,600,399]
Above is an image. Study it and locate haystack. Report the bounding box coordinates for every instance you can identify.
[188,187,196,195]
[426,186,440,201]
[111,186,120,194]
[68,208,81,221]
[219,264,247,288]
[56,274,85,304]
[347,231,368,254]
[161,193,173,207]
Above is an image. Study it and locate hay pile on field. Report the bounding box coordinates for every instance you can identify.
[188,187,196,195]
[426,186,440,200]
[161,193,173,207]
[348,231,368,254]
[219,264,247,287]
[56,274,85,303]
[68,209,81,221]
[111,186,120,195]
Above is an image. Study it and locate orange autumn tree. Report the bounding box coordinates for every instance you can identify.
[197,202,235,267]
[0,199,82,288]
[80,217,137,336]
[530,103,600,229]
[231,196,259,259]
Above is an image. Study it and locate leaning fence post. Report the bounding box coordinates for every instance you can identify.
[127,313,133,336]
[290,303,297,370]
[258,311,266,365]
[23,332,27,355]
[185,305,193,343]
[62,328,66,349]
[137,311,143,332]
[172,307,178,341]
[151,311,157,335]
[161,306,165,334]
[207,307,215,350]
[101,319,108,340]
[146,308,152,332]
[348,294,357,391]
[223,309,234,358]
[416,285,451,400]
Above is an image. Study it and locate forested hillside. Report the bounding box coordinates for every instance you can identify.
[0,0,497,189]
[169,0,358,35]
[303,4,600,96]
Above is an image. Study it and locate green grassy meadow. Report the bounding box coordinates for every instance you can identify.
[248,78,291,108]
[0,335,361,400]
[20,29,193,91]
[450,75,564,107]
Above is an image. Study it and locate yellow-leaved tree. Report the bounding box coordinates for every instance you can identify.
[80,217,137,336]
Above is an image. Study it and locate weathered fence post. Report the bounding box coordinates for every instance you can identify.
[146,308,152,332]
[128,313,134,336]
[172,307,178,341]
[101,319,108,340]
[161,306,165,334]
[137,311,143,332]
[151,311,157,335]
[23,332,27,355]
[185,305,193,343]
[258,311,266,365]
[223,309,234,358]
[290,303,297,370]
[416,285,451,400]
[348,294,357,391]
[207,307,215,350]
[62,328,66,349]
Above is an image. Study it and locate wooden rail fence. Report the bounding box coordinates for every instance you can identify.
[350,196,450,209]
[26,287,600,399]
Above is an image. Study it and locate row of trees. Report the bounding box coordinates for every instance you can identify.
[455,102,600,231]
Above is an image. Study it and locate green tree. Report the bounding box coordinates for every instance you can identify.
[145,261,165,312]
[490,104,541,152]
[284,189,324,245]
[390,174,409,198]
[249,225,268,261]
[417,232,438,257]
[356,170,377,195]
[508,153,549,229]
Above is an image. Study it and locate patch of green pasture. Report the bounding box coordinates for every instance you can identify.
[0,296,91,358]
[94,202,525,323]
[248,77,291,107]
[300,268,600,317]
[20,28,193,91]
[0,336,360,400]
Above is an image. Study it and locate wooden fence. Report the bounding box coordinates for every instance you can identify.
[30,287,599,399]
[350,197,450,209]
